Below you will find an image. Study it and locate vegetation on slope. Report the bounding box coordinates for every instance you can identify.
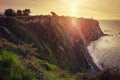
[0,49,38,80]
[0,16,88,72]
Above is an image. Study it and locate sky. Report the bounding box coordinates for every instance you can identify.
[0,0,120,19]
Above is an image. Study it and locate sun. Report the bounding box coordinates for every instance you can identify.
[70,6,77,17]
[63,0,79,17]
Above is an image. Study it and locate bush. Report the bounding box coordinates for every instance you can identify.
[4,9,16,16]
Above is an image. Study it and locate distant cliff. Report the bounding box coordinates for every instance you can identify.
[0,14,103,73]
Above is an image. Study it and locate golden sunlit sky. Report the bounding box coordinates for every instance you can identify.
[0,0,120,19]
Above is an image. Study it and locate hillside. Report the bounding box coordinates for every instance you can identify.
[0,14,119,80]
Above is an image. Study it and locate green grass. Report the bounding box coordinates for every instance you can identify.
[0,49,38,80]
[38,59,59,71]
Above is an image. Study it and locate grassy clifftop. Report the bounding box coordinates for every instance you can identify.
[1,15,117,80]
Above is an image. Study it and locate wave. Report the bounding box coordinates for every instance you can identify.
[87,33,120,70]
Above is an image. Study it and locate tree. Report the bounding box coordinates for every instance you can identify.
[4,9,16,16]
[23,9,31,16]
[16,10,23,16]
[50,11,58,16]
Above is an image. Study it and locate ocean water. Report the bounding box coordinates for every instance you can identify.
[87,20,120,70]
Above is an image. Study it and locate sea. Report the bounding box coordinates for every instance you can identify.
[87,20,120,70]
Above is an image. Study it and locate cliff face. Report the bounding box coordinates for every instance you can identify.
[0,15,103,72]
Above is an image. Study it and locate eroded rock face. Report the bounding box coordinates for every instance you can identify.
[0,14,103,72]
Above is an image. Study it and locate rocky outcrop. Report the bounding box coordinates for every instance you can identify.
[0,14,103,73]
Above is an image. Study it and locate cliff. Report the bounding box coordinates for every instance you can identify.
[0,14,103,73]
